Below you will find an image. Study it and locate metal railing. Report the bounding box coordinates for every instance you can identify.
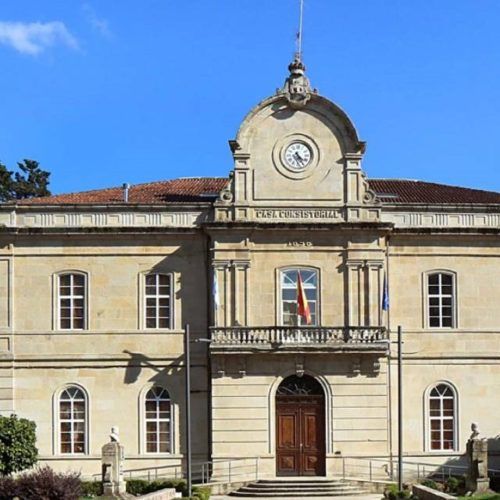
[199,457,260,484]
[340,457,500,484]
[91,457,260,485]
[210,326,388,347]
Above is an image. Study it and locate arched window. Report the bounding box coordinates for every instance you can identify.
[57,272,87,330]
[428,383,457,451]
[59,386,87,454]
[145,386,172,453]
[427,272,455,328]
[280,269,318,326]
[144,273,172,329]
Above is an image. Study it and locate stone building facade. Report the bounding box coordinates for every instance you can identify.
[0,59,499,478]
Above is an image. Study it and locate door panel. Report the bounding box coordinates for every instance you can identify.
[276,398,325,476]
[301,406,325,475]
[276,405,300,475]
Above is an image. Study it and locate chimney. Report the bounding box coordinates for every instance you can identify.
[122,183,130,203]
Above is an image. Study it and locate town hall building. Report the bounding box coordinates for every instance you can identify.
[0,56,499,480]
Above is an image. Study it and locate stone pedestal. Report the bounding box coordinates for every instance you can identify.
[466,437,489,493]
[102,440,126,497]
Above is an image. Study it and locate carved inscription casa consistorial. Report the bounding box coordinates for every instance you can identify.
[255,209,338,220]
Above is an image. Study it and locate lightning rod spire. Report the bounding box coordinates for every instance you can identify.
[296,0,304,61]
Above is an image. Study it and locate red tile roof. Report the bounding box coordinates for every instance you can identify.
[369,179,500,204]
[6,177,500,206]
[16,177,228,205]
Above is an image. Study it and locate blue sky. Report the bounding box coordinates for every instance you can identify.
[1,1,499,195]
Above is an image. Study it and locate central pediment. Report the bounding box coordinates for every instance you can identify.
[214,61,380,224]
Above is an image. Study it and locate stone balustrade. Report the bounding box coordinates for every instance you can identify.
[210,326,389,353]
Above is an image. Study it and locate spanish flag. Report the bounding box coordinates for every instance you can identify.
[297,271,312,325]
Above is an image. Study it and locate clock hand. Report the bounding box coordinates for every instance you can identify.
[294,152,305,166]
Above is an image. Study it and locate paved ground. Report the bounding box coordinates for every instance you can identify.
[212,495,382,500]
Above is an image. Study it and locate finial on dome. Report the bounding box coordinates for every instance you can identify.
[279,54,314,109]
[278,0,316,109]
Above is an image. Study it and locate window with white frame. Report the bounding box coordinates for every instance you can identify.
[144,274,172,329]
[427,272,455,328]
[280,268,318,326]
[58,273,86,330]
[144,386,172,453]
[59,386,87,454]
[428,383,456,451]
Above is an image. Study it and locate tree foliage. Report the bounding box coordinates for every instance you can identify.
[0,159,51,202]
[0,414,38,476]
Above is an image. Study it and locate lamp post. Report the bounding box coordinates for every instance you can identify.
[397,325,403,491]
[184,324,192,497]
[184,324,211,498]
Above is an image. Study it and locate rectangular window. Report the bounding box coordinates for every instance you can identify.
[144,274,172,329]
[58,273,86,330]
[427,273,455,328]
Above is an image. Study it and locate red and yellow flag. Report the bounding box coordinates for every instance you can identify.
[297,271,312,325]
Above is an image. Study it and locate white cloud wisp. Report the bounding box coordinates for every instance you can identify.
[82,4,112,38]
[0,21,78,55]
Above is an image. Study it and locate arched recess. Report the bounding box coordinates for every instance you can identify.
[138,383,177,455]
[268,370,333,459]
[52,383,90,455]
[423,380,459,452]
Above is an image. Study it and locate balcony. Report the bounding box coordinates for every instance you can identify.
[209,326,389,354]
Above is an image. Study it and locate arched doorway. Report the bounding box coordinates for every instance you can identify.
[276,375,325,476]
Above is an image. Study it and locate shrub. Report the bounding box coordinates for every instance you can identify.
[444,475,466,495]
[125,479,209,499]
[193,485,211,500]
[420,479,440,490]
[80,479,103,498]
[16,465,81,500]
[0,475,16,499]
[0,414,38,476]
[383,483,417,500]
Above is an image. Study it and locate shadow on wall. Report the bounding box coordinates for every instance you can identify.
[424,436,500,489]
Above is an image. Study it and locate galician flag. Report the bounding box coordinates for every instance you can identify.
[297,271,312,325]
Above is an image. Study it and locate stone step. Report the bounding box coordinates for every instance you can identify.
[230,491,367,497]
[229,479,367,497]
[237,483,355,490]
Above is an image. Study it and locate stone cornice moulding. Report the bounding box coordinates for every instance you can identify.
[0,208,210,229]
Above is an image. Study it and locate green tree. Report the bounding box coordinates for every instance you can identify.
[0,159,51,202]
[0,414,38,476]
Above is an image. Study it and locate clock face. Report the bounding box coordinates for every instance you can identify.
[284,142,312,170]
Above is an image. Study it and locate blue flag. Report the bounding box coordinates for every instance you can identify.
[382,272,389,311]
[212,273,220,310]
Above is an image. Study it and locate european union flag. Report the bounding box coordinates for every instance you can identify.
[382,273,389,311]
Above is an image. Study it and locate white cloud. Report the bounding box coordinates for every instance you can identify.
[0,21,78,55]
[82,3,112,38]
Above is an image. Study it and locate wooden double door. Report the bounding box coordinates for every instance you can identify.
[276,395,325,476]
